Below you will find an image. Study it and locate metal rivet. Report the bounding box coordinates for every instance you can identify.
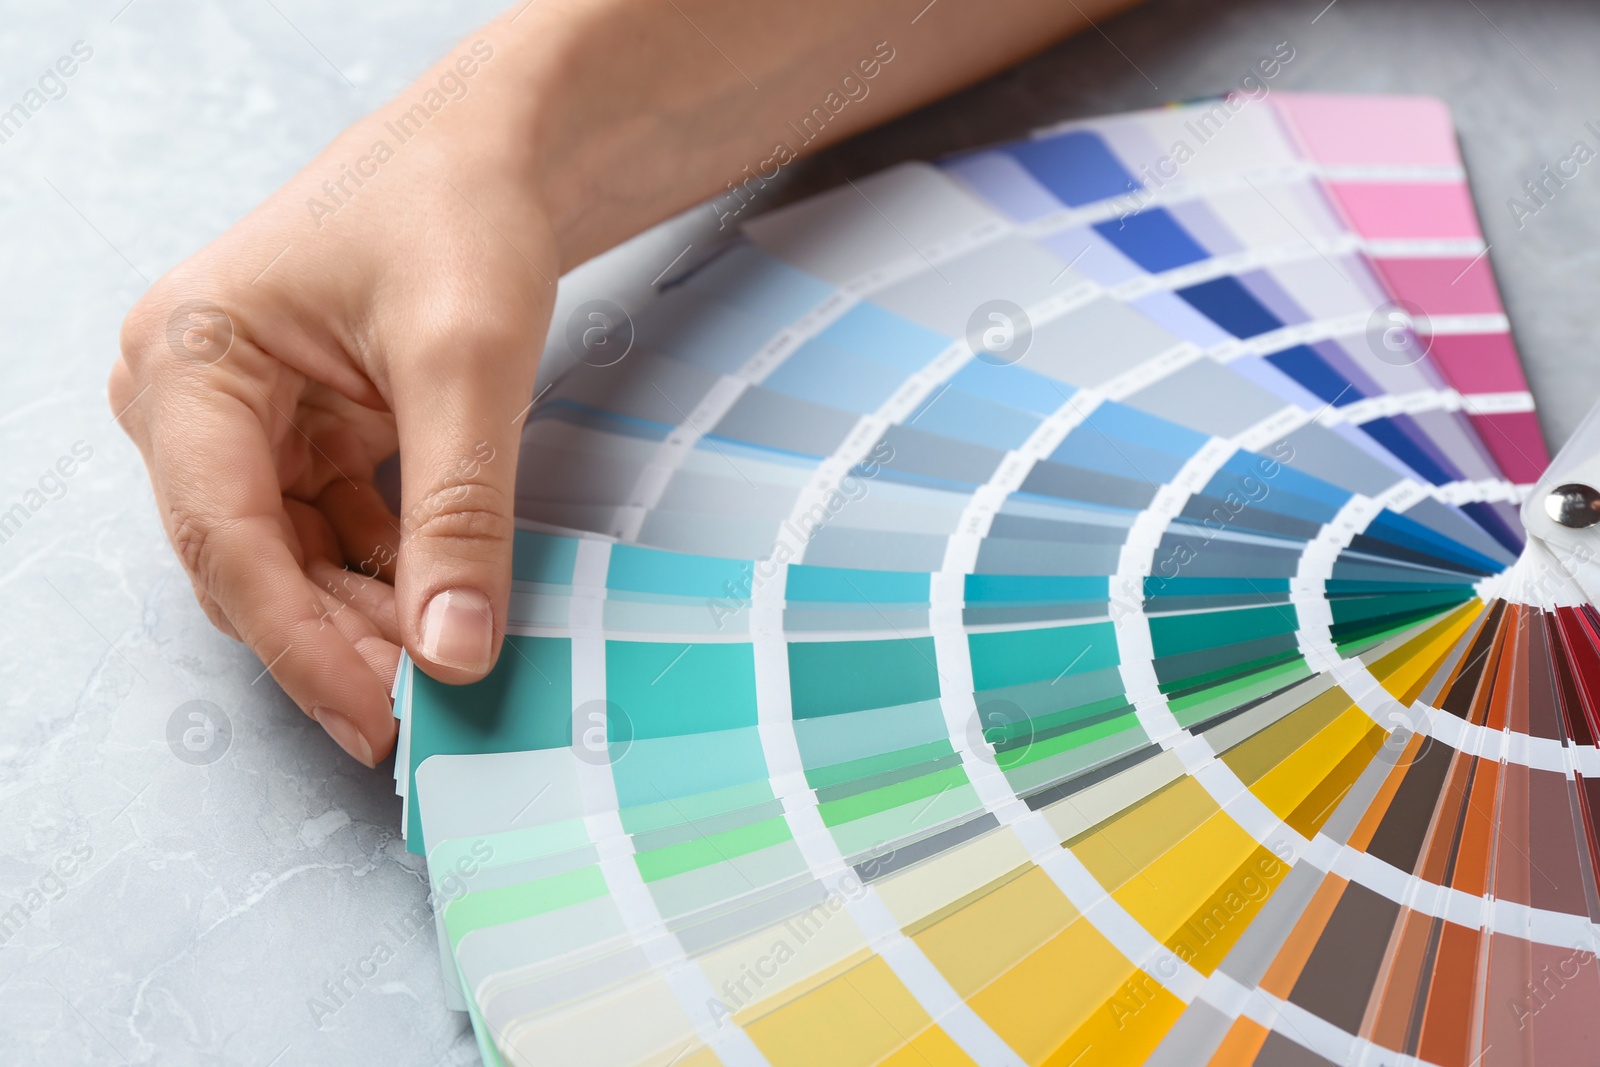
[1545,483,1600,528]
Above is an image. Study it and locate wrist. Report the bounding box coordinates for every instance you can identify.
[396,3,649,275]
[466,0,784,273]
[340,16,570,255]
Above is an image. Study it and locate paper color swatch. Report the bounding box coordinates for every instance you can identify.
[387,94,1590,1066]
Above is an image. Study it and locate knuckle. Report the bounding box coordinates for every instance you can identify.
[433,331,528,378]
[403,480,512,551]
[120,281,239,374]
[167,506,246,600]
[410,294,538,369]
[168,506,217,584]
[119,288,177,372]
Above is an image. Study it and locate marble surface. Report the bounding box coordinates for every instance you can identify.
[2,0,1597,1063]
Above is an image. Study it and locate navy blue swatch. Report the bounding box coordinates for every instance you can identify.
[1175,276,1283,339]
[1360,416,1456,487]
[1265,345,1364,407]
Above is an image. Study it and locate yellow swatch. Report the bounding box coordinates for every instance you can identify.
[913,865,1079,998]
[742,955,968,1067]
[967,916,1146,1063]
[1071,777,1217,888]
[1369,600,1482,704]
[1044,968,1186,1067]
[1248,703,1376,823]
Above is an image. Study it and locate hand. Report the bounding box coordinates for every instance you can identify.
[109,0,1116,766]
[111,33,557,765]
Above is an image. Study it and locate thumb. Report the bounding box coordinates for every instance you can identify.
[391,337,536,683]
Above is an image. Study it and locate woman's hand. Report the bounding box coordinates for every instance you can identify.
[111,32,558,765]
[110,0,1123,766]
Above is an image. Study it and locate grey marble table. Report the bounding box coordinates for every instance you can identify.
[1,0,1596,1063]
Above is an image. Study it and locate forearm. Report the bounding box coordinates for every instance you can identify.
[484,0,1142,271]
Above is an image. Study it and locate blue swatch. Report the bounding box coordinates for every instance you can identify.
[1092,209,1209,273]
[1264,345,1364,407]
[818,302,953,371]
[1002,130,1139,208]
[608,544,751,598]
[684,243,835,324]
[787,565,930,604]
[1176,276,1284,339]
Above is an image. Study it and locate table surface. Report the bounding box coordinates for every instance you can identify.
[2,0,1597,1062]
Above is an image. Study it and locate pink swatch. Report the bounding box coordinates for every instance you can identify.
[1327,182,1480,241]
[1275,94,1461,168]
[1468,410,1550,482]
[1372,256,1504,317]
[1428,333,1532,396]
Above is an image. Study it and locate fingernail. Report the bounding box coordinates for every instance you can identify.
[420,588,493,673]
[313,706,375,768]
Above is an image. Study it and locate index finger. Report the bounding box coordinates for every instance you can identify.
[140,367,397,766]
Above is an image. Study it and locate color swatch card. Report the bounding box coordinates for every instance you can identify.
[388,94,1590,1066]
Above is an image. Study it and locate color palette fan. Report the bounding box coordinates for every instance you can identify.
[385,93,1600,1066]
